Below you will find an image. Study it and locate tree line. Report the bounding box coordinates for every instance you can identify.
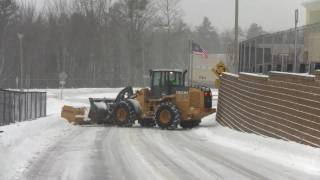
[0,0,266,88]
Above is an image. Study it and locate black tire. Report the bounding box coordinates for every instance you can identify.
[180,120,201,129]
[88,108,109,124]
[113,100,136,127]
[155,102,180,130]
[139,118,156,127]
[194,120,201,127]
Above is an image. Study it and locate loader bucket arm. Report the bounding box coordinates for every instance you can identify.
[115,86,134,103]
[88,87,134,124]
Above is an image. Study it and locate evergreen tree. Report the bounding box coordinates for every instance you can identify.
[196,17,221,53]
[247,23,265,39]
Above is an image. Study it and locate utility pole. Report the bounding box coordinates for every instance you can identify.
[235,0,239,74]
[142,39,146,86]
[18,33,24,92]
[294,9,299,73]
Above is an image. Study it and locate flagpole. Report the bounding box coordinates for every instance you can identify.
[189,40,193,86]
[191,47,194,86]
[188,39,190,86]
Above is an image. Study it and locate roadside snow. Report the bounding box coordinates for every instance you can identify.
[0,88,87,180]
[196,115,320,175]
[0,116,74,180]
[0,88,125,180]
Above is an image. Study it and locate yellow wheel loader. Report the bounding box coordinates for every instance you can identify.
[87,69,216,129]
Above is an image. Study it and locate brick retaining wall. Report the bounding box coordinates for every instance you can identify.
[217,71,320,147]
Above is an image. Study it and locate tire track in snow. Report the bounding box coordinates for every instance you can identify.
[23,126,107,180]
[177,129,310,180]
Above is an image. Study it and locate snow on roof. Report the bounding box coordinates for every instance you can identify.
[151,69,186,73]
[240,72,269,78]
[223,72,239,78]
[270,71,315,78]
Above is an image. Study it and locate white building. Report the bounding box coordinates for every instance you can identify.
[192,54,227,87]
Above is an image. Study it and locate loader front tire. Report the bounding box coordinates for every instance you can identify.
[155,102,180,130]
[114,100,136,127]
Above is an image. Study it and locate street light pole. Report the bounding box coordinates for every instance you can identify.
[235,0,239,74]
[294,9,299,73]
[18,33,24,92]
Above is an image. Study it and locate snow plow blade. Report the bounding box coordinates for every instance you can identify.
[61,105,88,125]
[61,87,134,125]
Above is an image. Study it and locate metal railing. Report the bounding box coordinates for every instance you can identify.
[239,23,320,74]
[0,89,46,126]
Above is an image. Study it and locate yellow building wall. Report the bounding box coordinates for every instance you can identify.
[304,0,320,63]
[305,31,320,63]
[304,0,320,24]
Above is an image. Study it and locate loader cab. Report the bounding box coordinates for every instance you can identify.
[150,69,187,98]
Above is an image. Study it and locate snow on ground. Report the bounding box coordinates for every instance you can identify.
[0,116,74,180]
[0,88,124,180]
[197,115,320,176]
[0,88,319,180]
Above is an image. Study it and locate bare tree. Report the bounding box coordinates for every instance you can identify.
[153,0,184,68]
[0,0,191,88]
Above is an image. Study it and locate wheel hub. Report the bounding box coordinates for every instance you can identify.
[159,110,171,124]
[116,108,127,122]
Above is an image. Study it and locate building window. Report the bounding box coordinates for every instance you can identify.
[259,65,263,73]
[287,64,293,72]
[267,65,272,72]
[315,63,320,70]
[300,64,307,73]
[276,64,282,71]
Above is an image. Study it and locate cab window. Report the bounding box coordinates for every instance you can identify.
[168,72,182,86]
[152,72,161,86]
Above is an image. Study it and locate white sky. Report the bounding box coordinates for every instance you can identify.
[30,0,310,32]
[181,0,309,32]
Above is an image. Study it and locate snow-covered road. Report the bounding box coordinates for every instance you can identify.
[1,88,320,180]
[24,124,319,180]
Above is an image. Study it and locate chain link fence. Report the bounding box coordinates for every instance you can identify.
[0,89,46,126]
[239,23,320,74]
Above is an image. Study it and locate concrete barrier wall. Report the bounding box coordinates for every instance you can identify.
[217,71,320,147]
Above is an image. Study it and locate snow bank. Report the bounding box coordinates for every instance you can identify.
[0,88,124,180]
[0,115,74,180]
[0,88,91,180]
[197,115,320,175]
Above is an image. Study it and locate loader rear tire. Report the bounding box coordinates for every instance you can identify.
[114,100,136,127]
[155,102,180,130]
[194,120,201,127]
[180,120,201,129]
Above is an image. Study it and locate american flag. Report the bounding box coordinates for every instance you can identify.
[192,42,208,59]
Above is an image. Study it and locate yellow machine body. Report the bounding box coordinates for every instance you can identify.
[135,87,215,122]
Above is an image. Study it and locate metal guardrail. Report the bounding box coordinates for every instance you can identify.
[0,89,46,126]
